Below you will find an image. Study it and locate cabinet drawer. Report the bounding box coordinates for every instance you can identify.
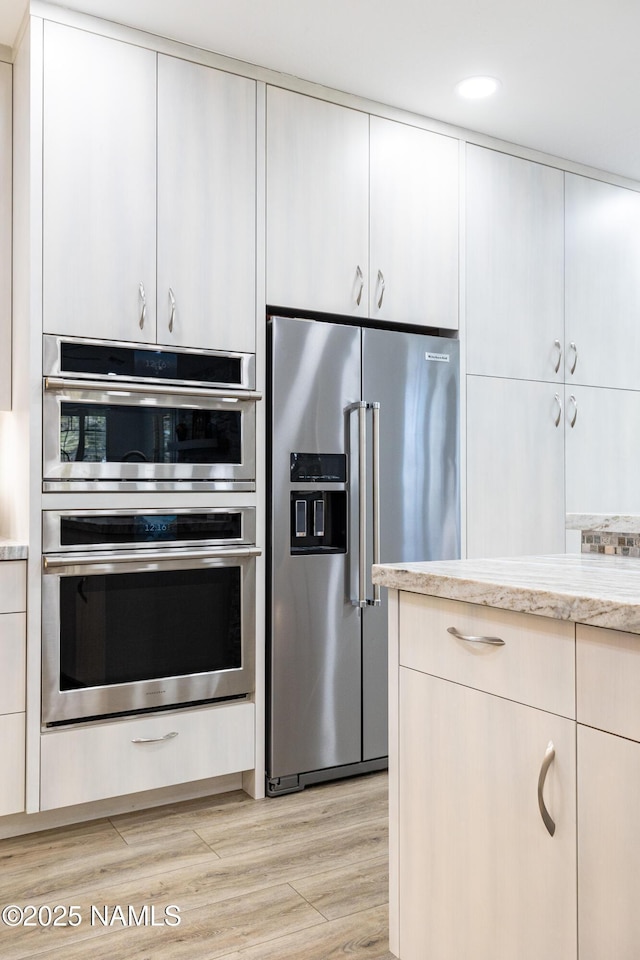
[577,623,640,740]
[0,613,26,713]
[399,594,575,717]
[0,561,26,614]
[0,713,25,815]
[40,700,255,810]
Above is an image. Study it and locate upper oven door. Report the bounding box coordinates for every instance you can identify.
[43,378,259,489]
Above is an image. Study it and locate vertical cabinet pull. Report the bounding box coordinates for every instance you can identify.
[568,394,578,428]
[553,393,562,427]
[568,341,578,375]
[138,282,147,329]
[355,265,364,307]
[537,740,556,836]
[376,269,386,309]
[168,287,176,333]
[553,339,562,373]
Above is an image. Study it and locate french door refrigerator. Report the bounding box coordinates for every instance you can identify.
[266,314,459,795]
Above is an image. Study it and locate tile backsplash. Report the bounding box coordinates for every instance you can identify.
[582,532,640,557]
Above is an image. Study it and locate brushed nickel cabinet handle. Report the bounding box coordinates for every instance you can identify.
[131,731,179,744]
[538,741,556,836]
[138,282,147,329]
[569,341,578,375]
[553,393,562,428]
[376,269,386,309]
[568,394,578,428]
[447,626,505,646]
[553,339,562,373]
[355,265,364,307]
[168,287,176,333]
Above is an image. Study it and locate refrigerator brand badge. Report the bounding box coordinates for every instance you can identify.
[425,352,450,363]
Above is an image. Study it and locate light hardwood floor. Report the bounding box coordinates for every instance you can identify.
[0,771,392,959]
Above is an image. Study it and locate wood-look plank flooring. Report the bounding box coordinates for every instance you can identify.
[0,771,393,960]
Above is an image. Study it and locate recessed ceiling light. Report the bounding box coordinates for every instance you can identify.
[456,76,500,100]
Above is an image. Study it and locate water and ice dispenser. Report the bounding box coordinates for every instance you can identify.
[289,453,347,554]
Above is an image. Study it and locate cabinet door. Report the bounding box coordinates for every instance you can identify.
[399,668,576,960]
[266,87,369,316]
[466,146,564,381]
[157,56,256,353]
[566,173,640,390]
[0,61,10,410]
[578,725,640,960]
[466,375,565,557]
[369,117,458,328]
[43,23,157,342]
[565,385,640,515]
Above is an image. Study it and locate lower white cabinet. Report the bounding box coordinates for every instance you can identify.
[40,700,255,810]
[0,562,26,816]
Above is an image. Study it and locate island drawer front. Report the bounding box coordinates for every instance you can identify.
[40,700,255,810]
[399,593,575,717]
[577,623,640,741]
[0,561,26,614]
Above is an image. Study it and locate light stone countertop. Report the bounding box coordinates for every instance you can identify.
[566,513,640,533]
[0,539,28,561]
[372,553,640,635]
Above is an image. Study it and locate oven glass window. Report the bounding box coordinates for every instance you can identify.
[58,567,241,688]
[59,403,242,465]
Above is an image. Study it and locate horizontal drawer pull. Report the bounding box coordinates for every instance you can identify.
[447,626,505,646]
[131,731,179,744]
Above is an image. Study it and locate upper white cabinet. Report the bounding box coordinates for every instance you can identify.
[0,61,11,411]
[566,173,640,391]
[466,145,564,381]
[266,87,369,318]
[266,87,459,327]
[157,55,256,353]
[43,22,157,343]
[43,24,257,352]
[369,117,458,328]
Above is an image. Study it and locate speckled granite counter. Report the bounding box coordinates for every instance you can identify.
[372,553,640,635]
[0,540,28,560]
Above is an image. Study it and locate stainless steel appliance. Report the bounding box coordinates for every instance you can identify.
[43,336,259,491]
[266,315,459,795]
[42,507,258,725]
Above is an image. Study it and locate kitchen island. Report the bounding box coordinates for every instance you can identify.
[373,553,640,960]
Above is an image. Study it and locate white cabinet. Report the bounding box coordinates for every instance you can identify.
[43,22,157,343]
[157,55,256,353]
[565,173,640,391]
[43,24,257,352]
[466,375,566,557]
[0,562,26,817]
[466,146,564,381]
[0,61,11,411]
[266,86,369,317]
[396,595,576,960]
[369,117,458,328]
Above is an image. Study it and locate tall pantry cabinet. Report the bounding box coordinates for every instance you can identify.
[0,60,11,411]
[42,21,257,353]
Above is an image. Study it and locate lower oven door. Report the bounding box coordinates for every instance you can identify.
[42,547,257,726]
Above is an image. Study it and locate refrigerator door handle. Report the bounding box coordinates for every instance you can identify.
[348,401,369,608]
[370,401,381,606]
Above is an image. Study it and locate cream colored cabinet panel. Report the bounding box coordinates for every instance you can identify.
[565,385,640,515]
[578,725,640,960]
[0,613,26,714]
[0,561,26,614]
[399,668,576,960]
[43,22,157,342]
[369,117,458,328]
[0,713,25,815]
[157,56,256,353]
[266,87,369,317]
[0,62,11,410]
[566,173,640,390]
[400,594,575,717]
[577,623,640,741]
[466,376,565,558]
[466,146,564,381]
[40,701,255,810]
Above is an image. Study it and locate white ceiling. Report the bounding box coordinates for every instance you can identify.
[3,0,640,182]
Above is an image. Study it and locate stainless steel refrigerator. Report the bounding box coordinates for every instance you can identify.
[266,314,459,795]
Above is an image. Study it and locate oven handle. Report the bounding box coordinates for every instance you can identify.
[43,546,261,569]
[44,377,262,402]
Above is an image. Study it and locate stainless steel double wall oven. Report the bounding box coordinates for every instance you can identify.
[41,337,260,727]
